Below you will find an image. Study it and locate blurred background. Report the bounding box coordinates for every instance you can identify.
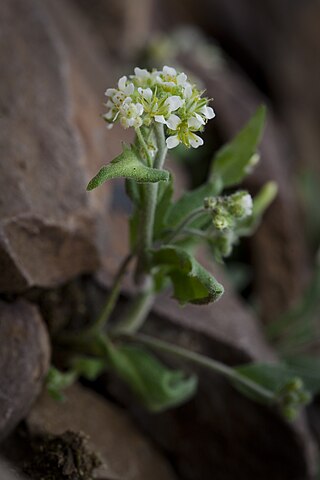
[0,0,320,479]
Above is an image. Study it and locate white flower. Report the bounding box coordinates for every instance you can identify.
[166,114,181,130]
[201,105,215,119]
[188,113,205,130]
[134,67,150,78]
[103,65,215,146]
[166,135,180,149]
[163,65,177,77]
[239,194,253,216]
[138,87,153,101]
[119,98,144,129]
[165,96,185,112]
[188,133,204,148]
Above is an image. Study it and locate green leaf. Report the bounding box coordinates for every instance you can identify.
[105,341,198,412]
[165,182,217,230]
[46,367,77,402]
[87,145,170,190]
[153,174,174,238]
[283,356,320,395]
[235,363,296,395]
[210,106,266,190]
[150,245,224,304]
[71,356,107,381]
[235,359,318,399]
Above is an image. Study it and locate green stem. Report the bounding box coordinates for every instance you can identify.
[164,207,206,244]
[153,122,167,169]
[92,253,134,332]
[127,333,276,404]
[112,286,155,334]
[135,124,167,281]
[135,127,153,167]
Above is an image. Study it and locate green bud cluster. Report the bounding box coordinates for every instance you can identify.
[204,190,253,231]
[277,378,311,421]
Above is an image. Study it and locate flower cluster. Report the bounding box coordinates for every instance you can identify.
[204,191,253,231]
[104,66,215,149]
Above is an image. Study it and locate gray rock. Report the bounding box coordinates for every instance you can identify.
[0,300,50,441]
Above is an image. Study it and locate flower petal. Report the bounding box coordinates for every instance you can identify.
[105,88,117,97]
[134,67,150,78]
[201,105,215,119]
[163,65,177,76]
[166,114,181,130]
[177,72,188,86]
[118,76,127,91]
[124,82,134,95]
[188,114,204,130]
[189,133,204,148]
[166,135,180,149]
[154,115,166,124]
[165,95,184,112]
[138,87,153,100]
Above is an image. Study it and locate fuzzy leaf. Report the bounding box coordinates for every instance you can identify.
[150,245,224,304]
[105,342,198,412]
[165,182,217,230]
[87,145,169,190]
[210,106,266,191]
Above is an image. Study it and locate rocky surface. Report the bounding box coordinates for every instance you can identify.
[0,300,50,441]
[25,383,177,480]
[0,0,121,293]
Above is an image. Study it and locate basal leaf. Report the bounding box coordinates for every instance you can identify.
[87,145,169,190]
[210,106,266,190]
[150,245,224,305]
[105,341,198,412]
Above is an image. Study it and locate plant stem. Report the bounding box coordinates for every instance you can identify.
[135,127,153,167]
[164,207,206,244]
[113,285,155,334]
[135,123,167,281]
[92,253,134,332]
[127,333,276,404]
[153,122,167,169]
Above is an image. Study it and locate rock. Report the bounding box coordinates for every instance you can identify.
[0,0,122,293]
[0,300,50,441]
[26,383,177,480]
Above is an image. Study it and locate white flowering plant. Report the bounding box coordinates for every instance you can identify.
[50,66,310,420]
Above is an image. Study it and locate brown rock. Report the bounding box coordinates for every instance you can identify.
[27,383,177,480]
[0,0,119,292]
[0,300,50,441]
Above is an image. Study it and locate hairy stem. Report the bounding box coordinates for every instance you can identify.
[92,253,134,332]
[113,285,155,334]
[135,127,153,167]
[127,333,276,404]
[135,123,167,281]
